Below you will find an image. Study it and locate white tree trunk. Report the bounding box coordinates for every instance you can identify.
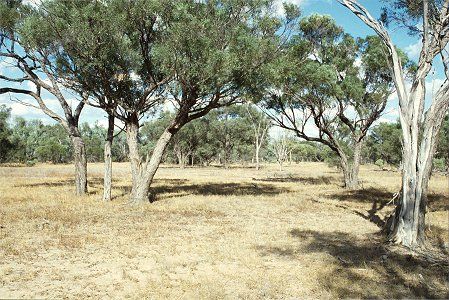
[339,0,449,247]
[387,86,449,247]
[255,145,260,170]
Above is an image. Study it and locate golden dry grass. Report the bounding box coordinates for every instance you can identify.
[0,162,448,299]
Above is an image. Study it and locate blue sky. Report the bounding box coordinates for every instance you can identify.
[0,0,440,127]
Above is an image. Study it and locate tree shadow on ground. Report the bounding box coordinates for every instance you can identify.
[16,177,120,189]
[151,181,287,201]
[111,179,288,201]
[427,193,449,211]
[326,188,448,228]
[253,175,336,185]
[329,187,394,204]
[258,229,449,299]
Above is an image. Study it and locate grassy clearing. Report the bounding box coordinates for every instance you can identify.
[0,162,448,299]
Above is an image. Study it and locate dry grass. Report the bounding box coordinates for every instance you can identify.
[0,162,448,299]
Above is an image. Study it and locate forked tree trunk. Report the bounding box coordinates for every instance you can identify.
[102,114,114,201]
[338,0,449,248]
[386,94,448,247]
[72,135,88,196]
[175,148,186,169]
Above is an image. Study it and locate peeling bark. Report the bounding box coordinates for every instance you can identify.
[339,0,449,247]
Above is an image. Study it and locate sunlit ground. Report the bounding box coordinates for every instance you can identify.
[0,162,448,298]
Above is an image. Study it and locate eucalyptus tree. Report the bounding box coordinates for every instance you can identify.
[367,121,403,166]
[263,15,396,189]
[0,0,89,195]
[339,0,449,247]
[208,106,254,168]
[124,0,299,202]
[435,115,448,170]
[0,105,14,162]
[245,103,271,170]
[271,133,294,171]
[22,0,298,203]
[18,0,173,201]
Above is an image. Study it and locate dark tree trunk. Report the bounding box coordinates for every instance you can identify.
[125,116,142,202]
[102,114,114,201]
[72,135,88,196]
[130,128,174,204]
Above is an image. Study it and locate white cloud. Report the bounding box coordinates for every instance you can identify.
[9,102,32,116]
[404,41,421,61]
[274,0,308,16]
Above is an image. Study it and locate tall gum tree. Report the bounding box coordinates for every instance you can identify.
[23,0,299,203]
[19,0,173,201]
[245,103,271,170]
[0,0,88,195]
[339,0,449,247]
[262,15,397,189]
[124,0,300,203]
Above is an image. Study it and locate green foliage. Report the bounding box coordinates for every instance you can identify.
[140,105,262,166]
[375,159,385,169]
[432,158,446,172]
[0,105,14,162]
[324,149,342,169]
[81,123,107,163]
[262,14,395,170]
[366,121,402,166]
[34,124,72,163]
[25,158,37,167]
[380,0,444,35]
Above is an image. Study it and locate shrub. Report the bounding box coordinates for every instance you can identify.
[26,159,38,167]
[433,158,446,172]
[375,159,384,169]
[325,156,341,169]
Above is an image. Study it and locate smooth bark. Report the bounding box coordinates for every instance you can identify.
[339,0,449,247]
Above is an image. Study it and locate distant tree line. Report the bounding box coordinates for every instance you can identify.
[1,104,447,172]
